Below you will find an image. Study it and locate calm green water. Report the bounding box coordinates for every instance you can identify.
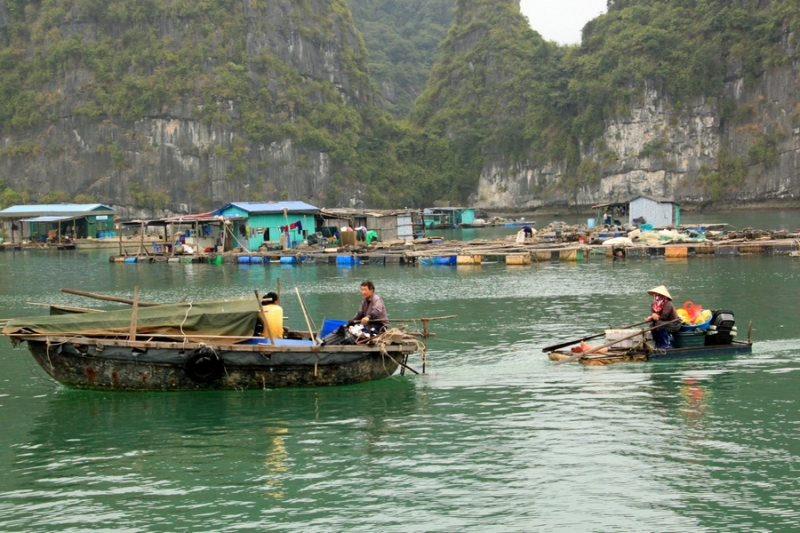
[1,249,799,532]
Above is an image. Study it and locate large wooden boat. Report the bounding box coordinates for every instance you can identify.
[1,296,424,391]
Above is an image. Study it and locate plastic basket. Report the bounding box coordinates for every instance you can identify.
[679,314,712,331]
[674,330,706,348]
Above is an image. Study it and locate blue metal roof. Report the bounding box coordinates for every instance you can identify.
[0,204,115,217]
[18,216,76,222]
[213,201,319,216]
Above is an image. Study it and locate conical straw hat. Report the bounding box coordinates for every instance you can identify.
[647,285,672,300]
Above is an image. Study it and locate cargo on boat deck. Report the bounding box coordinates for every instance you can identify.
[604,329,652,349]
[674,329,706,348]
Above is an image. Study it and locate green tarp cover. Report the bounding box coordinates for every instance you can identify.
[2,297,259,342]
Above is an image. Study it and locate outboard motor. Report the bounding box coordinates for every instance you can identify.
[705,309,736,345]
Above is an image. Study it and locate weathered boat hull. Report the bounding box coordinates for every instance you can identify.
[548,341,753,366]
[25,338,414,391]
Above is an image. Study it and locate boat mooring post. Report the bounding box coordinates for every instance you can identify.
[422,319,429,373]
[129,286,139,341]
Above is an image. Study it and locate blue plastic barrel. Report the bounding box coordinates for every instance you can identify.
[435,256,456,265]
[249,256,263,263]
[124,257,137,263]
[336,255,354,265]
[280,256,296,264]
[237,256,250,263]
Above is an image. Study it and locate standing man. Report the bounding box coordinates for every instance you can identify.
[351,280,389,333]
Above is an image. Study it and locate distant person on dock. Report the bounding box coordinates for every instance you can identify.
[522,225,533,239]
[350,280,389,333]
[646,285,680,349]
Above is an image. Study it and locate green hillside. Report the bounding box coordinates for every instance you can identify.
[412,0,800,195]
[2,0,799,210]
[348,0,454,118]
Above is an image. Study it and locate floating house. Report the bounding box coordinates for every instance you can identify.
[422,207,475,229]
[320,208,425,243]
[213,201,319,251]
[0,204,116,244]
[592,196,680,228]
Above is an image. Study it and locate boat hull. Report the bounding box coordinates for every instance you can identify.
[548,341,753,365]
[25,338,414,391]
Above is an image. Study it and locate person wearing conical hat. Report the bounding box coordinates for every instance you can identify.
[646,285,679,349]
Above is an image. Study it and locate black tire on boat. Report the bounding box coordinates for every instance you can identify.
[184,346,224,383]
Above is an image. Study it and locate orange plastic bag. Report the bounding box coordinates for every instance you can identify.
[682,301,702,322]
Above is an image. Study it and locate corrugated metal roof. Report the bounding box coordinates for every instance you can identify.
[591,195,679,209]
[18,216,76,222]
[213,201,319,216]
[0,204,115,217]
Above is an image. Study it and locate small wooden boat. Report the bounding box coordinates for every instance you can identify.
[1,295,432,391]
[547,340,753,366]
[544,315,752,366]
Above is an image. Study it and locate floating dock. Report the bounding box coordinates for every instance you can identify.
[103,236,800,266]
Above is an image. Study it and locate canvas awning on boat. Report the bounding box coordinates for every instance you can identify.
[2,297,260,342]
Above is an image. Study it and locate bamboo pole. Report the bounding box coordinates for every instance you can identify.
[139,221,146,256]
[295,287,317,345]
[26,302,102,313]
[60,288,160,307]
[129,286,139,341]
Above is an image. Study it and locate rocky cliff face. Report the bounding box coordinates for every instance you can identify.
[474,38,800,210]
[0,0,370,216]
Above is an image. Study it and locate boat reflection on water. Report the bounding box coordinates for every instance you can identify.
[679,376,710,426]
[7,378,422,509]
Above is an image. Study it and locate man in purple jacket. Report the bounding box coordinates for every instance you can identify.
[351,280,389,333]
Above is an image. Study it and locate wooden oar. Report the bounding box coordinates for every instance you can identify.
[542,320,651,352]
[553,319,681,366]
[60,288,160,307]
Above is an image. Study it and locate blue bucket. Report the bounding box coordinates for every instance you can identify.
[320,319,348,338]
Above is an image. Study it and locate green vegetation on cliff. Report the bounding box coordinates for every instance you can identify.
[2,0,800,209]
[412,0,800,196]
[0,0,470,208]
[348,0,454,118]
